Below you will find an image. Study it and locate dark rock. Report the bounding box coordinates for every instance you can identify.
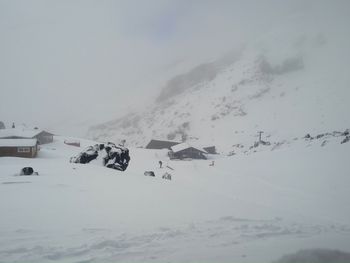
[20,167,34,176]
[144,171,155,177]
[260,140,271,146]
[71,142,130,171]
[341,136,350,144]
[227,151,235,156]
[304,134,312,139]
[316,134,325,139]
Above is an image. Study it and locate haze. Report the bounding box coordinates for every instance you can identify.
[0,0,348,136]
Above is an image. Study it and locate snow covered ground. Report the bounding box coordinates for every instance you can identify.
[0,136,349,263]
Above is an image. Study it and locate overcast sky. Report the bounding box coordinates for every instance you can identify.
[0,0,348,135]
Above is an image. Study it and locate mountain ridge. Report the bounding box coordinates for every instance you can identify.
[87,30,350,153]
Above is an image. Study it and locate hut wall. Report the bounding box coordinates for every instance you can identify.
[0,146,35,158]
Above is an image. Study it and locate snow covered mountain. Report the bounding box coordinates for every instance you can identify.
[87,25,350,153]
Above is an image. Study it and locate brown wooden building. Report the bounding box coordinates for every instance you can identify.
[0,139,38,158]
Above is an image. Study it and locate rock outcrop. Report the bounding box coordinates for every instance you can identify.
[70,142,130,171]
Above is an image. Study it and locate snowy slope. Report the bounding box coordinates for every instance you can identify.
[0,136,349,263]
[88,20,350,154]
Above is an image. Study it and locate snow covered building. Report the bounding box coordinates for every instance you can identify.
[168,143,208,160]
[145,139,180,150]
[203,146,217,154]
[0,129,53,144]
[64,139,80,147]
[0,139,39,158]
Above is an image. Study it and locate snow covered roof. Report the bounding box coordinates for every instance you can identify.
[0,138,37,147]
[149,138,180,143]
[170,143,208,153]
[0,128,43,138]
[145,139,180,149]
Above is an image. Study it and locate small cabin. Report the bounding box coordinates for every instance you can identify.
[35,131,54,144]
[203,146,217,154]
[169,143,207,160]
[0,128,54,145]
[145,139,180,150]
[0,139,38,158]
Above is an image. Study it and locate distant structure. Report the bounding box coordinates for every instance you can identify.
[253,131,270,147]
[258,131,264,142]
[35,131,54,144]
[146,139,216,159]
[203,146,217,154]
[0,138,38,158]
[145,139,180,150]
[64,139,80,147]
[0,121,5,130]
[0,129,54,145]
[168,143,207,160]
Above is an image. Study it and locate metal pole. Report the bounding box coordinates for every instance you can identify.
[258,131,263,142]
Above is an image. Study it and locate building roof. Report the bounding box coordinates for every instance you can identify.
[145,139,180,149]
[0,139,38,147]
[170,143,208,154]
[0,128,48,138]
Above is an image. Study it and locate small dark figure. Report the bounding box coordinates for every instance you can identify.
[209,161,215,166]
[144,171,155,177]
[12,122,15,128]
[159,160,163,168]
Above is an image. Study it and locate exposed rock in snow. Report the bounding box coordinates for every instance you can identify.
[341,136,350,144]
[70,142,130,171]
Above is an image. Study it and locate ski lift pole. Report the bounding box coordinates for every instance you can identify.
[258,131,264,142]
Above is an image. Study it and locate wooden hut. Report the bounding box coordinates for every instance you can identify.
[0,139,38,158]
[169,143,207,160]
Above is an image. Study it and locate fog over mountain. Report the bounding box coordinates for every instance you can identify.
[1,0,349,136]
[88,1,350,150]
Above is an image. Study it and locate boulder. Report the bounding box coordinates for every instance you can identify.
[341,136,350,144]
[20,167,38,176]
[144,171,155,177]
[70,142,130,171]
